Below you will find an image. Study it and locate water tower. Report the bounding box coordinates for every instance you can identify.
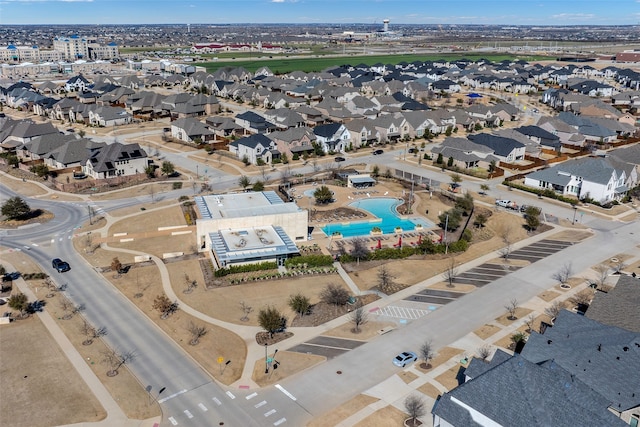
[383,19,390,32]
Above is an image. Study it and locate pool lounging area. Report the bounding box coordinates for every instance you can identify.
[321,197,434,238]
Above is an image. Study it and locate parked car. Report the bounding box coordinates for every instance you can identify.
[495,200,518,210]
[334,156,346,162]
[373,149,384,155]
[393,351,417,367]
[52,258,70,273]
[408,147,417,153]
[2,272,20,282]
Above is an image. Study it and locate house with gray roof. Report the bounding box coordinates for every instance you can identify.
[88,105,132,127]
[83,142,147,179]
[44,138,105,169]
[524,157,627,204]
[467,133,525,163]
[431,137,500,170]
[267,127,316,158]
[585,275,640,333]
[171,117,215,144]
[432,353,628,427]
[228,133,277,165]
[521,310,640,425]
[313,123,351,153]
[514,125,561,150]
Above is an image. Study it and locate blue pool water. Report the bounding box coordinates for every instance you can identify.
[321,197,434,238]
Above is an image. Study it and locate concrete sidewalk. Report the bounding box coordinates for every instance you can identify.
[3,261,161,427]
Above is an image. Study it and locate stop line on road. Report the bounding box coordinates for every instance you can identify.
[372,305,431,320]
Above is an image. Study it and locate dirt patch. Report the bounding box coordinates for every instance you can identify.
[495,325,530,351]
[473,324,501,340]
[435,365,463,392]
[495,307,533,326]
[0,316,107,427]
[548,230,593,242]
[90,182,177,201]
[323,319,395,340]
[538,290,561,302]
[291,295,380,328]
[353,404,408,427]
[307,394,379,427]
[415,346,465,374]
[427,282,476,292]
[109,233,196,259]
[554,276,584,292]
[251,351,325,387]
[0,174,49,196]
[398,371,419,384]
[109,204,188,234]
[417,382,442,399]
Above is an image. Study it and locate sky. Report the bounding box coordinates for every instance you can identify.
[1,0,639,26]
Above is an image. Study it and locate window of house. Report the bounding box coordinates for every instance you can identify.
[630,416,638,427]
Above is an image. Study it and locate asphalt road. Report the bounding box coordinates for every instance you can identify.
[2,160,638,427]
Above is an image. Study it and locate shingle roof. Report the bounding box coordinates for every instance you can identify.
[522,310,640,412]
[585,275,640,333]
[433,354,627,427]
[467,133,524,157]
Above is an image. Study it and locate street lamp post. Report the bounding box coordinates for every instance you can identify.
[572,205,578,224]
[264,343,269,374]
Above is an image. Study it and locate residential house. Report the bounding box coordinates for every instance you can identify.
[344,119,378,148]
[524,157,627,203]
[2,119,59,153]
[88,105,132,127]
[557,112,618,143]
[171,117,215,144]
[313,123,351,153]
[84,142,148,179]
[514,125,561,150]
[467,133,525,163]
[43,138,104,170]
[521,310,640,426]
[373,114,406,142]
[235,111,277,134]
[537,116,587,148]
[431,137,500,169]
[205,116,244,139]
[228,133,277,165]
[293,105,328,127]
[432,352,629,427]
[17,133,77,161]
[585,275,640,333]
[262,108,306,130]
[267,127,316,158]
[65,74,90,92]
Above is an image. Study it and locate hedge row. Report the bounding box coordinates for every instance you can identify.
[227,267,337,284]
[285,254,334,268]
[503,181,578,205]
[214,261,278,277]
[339,239,468,263]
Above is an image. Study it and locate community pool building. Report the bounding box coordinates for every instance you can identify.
[195,191,307,268]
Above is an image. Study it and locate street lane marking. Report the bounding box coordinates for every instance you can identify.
[264,409,276,417]
[32,243,38,247]
[225,391,236,399]
[168,417,177,425]
[198,403,207,412]
[184,410,193,419]
[275,384,296,401]
[212,397,221,405]
[274,417,286,426]
[255,400,267,408]
[246,392,258,399]
[157,389,187,403]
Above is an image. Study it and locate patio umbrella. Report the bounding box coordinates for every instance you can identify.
[417,234,422,244]
[397,236,402,248]
[377,239,382,250]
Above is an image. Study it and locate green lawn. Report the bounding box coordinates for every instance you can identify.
[202,52,551,74]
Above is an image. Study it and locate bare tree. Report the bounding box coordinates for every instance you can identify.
[80,320,107,345]
[544,300,564,322]
[419,340,435,369]
[153,295,178,319]
[443,256,458,288]
[349,237,370,261]
[183,273,197,294]
[476,345,492,361]
[239,301,253,322]
[592,263,610,287]
[102,348,136,377]
[111,257,122,278]
[524,314,536,333]
[148,185,156,203]
[498,224,514,261]
[404,394,427,426]
[187,321,208,345]
[505,298,519,320]
[552,262,573,285]
[570,289,594,307]
[377,265,396,294]
[612,259,627,274]
[59,299,75,320]
[320,283,350,307]
[349,304,368,333]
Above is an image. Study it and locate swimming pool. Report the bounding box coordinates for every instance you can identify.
[321,197,434,238]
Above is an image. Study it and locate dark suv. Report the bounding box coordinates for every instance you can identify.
[52,258,70,273]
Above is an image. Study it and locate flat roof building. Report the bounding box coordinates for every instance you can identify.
[195,191,307,267]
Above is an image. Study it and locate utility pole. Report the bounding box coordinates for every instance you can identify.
[444,214,449,254]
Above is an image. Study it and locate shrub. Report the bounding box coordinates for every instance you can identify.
[172,182,183,190]
[285,254,334,268]
[214,261,277,277]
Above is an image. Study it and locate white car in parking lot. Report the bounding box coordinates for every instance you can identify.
[495,200,518,210]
